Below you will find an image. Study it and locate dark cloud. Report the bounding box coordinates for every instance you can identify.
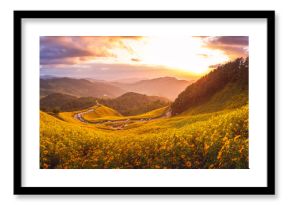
[210,36,248,46]
[131,58,141,62]
[40,37,96,65]
[40,36,143,65]
[40,57,81,65]
[40,44,93,60]
[202,36,249,59]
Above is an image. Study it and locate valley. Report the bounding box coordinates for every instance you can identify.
[40,58,249,169]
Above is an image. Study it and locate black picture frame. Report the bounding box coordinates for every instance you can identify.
[14,10,275,195]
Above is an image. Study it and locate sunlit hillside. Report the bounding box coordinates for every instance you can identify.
[82,105,122,121]
[59,105,169,125]
[40,105,248,169]
[172,58,248,115]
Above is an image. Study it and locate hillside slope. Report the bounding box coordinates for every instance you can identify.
[40,77,126,98]
[171,58,248,115]
[40,105,248,169]
[82,105,122,121]
[113,77,193,100]
[181,82,248,115]
[98,92,171,116]
[40,93,97,112]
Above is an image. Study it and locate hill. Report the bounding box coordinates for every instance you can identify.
[82,105,122,121]
[171,58,248,115]
[81,106,170,123]
[181,82,248,115]
[113,77,193,100]
[40,93,97,112]
[40,77,126,98]
[98,92,171,116]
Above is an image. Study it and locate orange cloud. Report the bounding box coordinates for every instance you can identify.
[40,36,143,65]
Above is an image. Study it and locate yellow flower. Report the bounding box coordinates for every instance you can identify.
[43,163,49,169]
[234,135,241,142]
[185,161,192,168]
[217,150,223,160]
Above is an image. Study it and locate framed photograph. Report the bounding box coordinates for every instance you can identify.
[14,10,275,195]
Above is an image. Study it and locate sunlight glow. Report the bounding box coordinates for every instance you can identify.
[106,36,230,75]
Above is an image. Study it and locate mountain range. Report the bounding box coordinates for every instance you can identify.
[40,77,126,98]
[112,77,193,100]
[40,76,193,100]
[40,58,248,116]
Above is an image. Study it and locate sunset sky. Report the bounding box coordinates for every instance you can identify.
[40,36,248,81]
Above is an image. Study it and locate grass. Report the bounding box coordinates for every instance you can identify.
[182,83,248,115]
[82,105,122,121]
[62,105,170,124]
[58,112,82,124]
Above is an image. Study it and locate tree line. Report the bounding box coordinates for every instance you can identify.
[171,57,249,115]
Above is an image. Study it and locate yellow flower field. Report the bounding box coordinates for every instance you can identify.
[40,105,248,169]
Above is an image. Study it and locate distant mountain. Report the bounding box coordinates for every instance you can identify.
[40,93,97,112]
[113,77,149,84]
[98,92,171,116]
[171,58,248,115]
[40,77,127,98]
[40,75,58,80]
[112,77,193,100]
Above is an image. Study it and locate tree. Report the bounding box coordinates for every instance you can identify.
[171,57,249,115]
[52,107,60,115]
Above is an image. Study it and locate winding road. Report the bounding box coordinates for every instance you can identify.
[74,107,171,130]
[74,109,94,123]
